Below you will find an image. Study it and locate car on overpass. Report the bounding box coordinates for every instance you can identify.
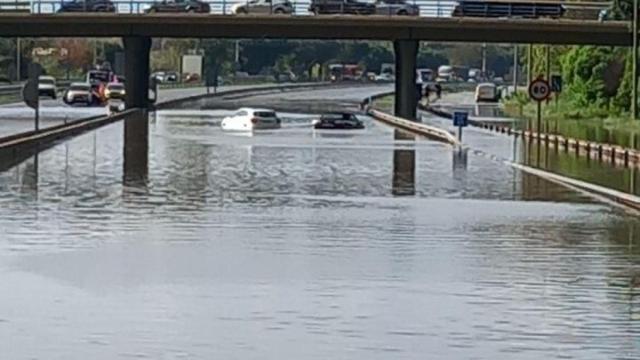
[451,0,565,18]
[309,0,376,15]
[374,0,419,16]
[231,0,295,14]
[57,0,116,13]
[144,0,211,13]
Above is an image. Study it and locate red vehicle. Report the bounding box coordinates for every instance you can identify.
[85,69,124,105]
[329,64,364,82]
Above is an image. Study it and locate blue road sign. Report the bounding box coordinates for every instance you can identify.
[453,111,468,127]
[551,75,562,93]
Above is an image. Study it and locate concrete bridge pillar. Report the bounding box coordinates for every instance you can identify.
[122,36,151,185]
[393,39,418,120]
[123,36,151,109]
[123,109,149,186]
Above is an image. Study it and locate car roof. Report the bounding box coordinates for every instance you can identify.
[237,107,276,113]
[39,75,55,79]
[70,82,91,86]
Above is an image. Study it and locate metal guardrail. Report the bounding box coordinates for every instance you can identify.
[8,0,611,18]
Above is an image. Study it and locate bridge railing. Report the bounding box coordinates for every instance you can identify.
[25,0,457,17]
[22,0,610,19]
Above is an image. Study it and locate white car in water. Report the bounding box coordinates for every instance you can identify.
[221,108,282,131]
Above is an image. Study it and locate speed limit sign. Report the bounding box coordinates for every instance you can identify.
[529,78,551,102]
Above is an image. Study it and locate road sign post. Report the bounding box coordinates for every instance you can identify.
[22,63,42,131]
[453,111,468,142]
[528,77,551,139]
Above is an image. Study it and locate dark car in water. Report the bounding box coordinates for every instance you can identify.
[312,112,365,129]
[57,0,116,12]
[309,0,376,15]
[375,0,419,16]
[145,0,211,13]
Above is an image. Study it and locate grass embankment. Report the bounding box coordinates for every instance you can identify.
[372,95,394,113]
[502,92,640,149]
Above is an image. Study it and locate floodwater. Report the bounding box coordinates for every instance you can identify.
[2,89,640,359]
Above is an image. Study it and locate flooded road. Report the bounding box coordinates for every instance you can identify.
[2,87,640,359]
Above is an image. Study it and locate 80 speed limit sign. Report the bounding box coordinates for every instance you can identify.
[529,78,551,102]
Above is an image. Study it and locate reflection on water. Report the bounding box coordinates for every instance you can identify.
[392,130,415,196]
[123,110,149,186]
[520,139,640,196]
[2,109,640,359]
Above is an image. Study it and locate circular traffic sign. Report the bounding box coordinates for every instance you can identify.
[529,78,551,102]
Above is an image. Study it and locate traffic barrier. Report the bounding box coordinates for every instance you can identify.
[367,108,459,145]
[421,103,640,168]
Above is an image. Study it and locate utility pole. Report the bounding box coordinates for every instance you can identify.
[633,0,639,120]
[481,43,487,78]
[513,44,519,94]
[15,37,20,82]
[234,40,240,66]
[545,45,551,81]
[527,44,533,83]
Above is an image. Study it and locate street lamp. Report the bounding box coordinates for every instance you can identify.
[633,0,638,120]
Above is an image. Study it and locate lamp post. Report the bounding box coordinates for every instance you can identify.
[513,44,518,94]
[633,0,638,119]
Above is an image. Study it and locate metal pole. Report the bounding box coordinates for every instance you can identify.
[537,101,542,140]
[235,40,240,64]
[35,105,39,132]
[527,44,533,83]
[545,45,550,81]
[633,0,639,120]
[513,44,518,94]
[481,43,487,79]
[16,37,20,82]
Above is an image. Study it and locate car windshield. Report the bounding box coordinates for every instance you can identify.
[255,111,276,118]
[108,84,124,90]
[88,71,110,83]
[322,113,353,121]
[70,84,89,91]
[39,79,55,85]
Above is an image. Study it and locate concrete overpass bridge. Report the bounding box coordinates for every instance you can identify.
[0,14,626,114]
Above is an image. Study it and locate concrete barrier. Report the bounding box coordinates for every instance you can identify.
[509,162,640,213]
[0,109,138,172]
[367,108,460,145]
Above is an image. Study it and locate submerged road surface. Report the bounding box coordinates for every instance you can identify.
[1,86,640,359]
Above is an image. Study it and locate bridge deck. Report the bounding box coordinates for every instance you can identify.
[0,14,630,45]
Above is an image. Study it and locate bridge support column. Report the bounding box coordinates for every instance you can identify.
[394,39,418,120]
[122,36,151,185]
[123,110,149,186]
[123,36,151,109]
